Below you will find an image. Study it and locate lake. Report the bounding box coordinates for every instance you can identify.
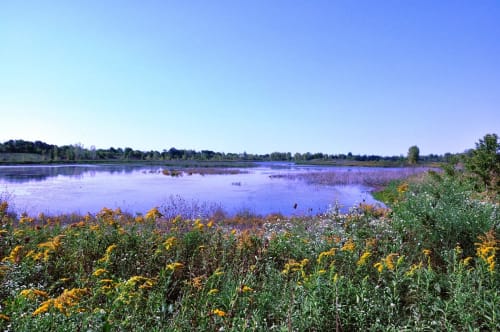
[0,163,414,217]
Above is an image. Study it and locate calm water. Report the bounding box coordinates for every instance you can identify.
[0,163,383,216]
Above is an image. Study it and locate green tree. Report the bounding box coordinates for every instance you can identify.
[407,145,420,165]
[465,133,500,190]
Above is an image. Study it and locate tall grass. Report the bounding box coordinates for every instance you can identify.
[0,171,498,331]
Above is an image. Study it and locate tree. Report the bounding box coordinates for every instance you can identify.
[407,145,420,165]
[465,133,500,189]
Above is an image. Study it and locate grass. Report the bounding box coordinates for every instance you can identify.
[270,166,433,189]
[0,169,499,331]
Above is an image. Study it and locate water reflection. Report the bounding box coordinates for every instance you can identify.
[0,164,391,216]
[0,165,159,183]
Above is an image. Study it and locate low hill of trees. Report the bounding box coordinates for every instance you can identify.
[0,139,452,164]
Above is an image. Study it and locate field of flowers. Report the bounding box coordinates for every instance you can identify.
[0,168,499,331]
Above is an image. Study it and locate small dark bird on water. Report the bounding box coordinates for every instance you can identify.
[293,203,298,209]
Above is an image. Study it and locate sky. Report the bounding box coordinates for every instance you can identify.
[1,1,499,156]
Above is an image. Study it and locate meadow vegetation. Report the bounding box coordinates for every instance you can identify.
[0,134,498,331]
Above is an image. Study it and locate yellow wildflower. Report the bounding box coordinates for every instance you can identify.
[32,288,88,316]
[357,251,371,267]
[475,230,498,273]
[213,268,224,277]
[341,238,355,252]
[397,182,408,194]
[0,201,8,213]
[32,299,54,316]
[405,262,423,276]
[462,256,473,266]
[98,244,117,263]
[384,253,399,271]
[93,268,108,277]
[374,262,384,273]
[145,207,162,220]
[190,276,204,290]
[3,245,23,264]
[166,262,184,271]
[134,215,145,223]
[208,289,219,295]
[212,309,226,317]
[193,219,204,230]
[422,249,432,257]
[163,236,177,250]
[317,248,336,264]
[207,220,214,228]
[20,289,49,300]
[241,285,253,293]
[99,279,115,284]
[38,235,65,251]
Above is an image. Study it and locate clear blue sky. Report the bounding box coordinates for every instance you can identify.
[1,1,499,156]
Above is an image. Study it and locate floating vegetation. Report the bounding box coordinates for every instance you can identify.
[162,168,247,177]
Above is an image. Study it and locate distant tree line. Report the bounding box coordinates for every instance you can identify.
[0,139,452,164]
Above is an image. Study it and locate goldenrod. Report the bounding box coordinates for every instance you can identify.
[208,288,219,295]
[212,309,226,317]
[341,238,355,252]
[357,251,371,266]
[93,268,108,277]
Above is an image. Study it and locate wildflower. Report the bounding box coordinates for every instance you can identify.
[374,262,384,273]
[145,207,162,220]
[20,289,50,300]
[93,268,108,277]
[341,238,355,252]
[213,268,224,277]
[32,299,54,316]
[422,249,432,257]
[190,276,204,290]
[333,273,339,283]
[166,262,184,271]
[98,244,117,263]
[207,220,214,228]
[0,313,9,321]
[19,214,34,224]
[397,182,408,194]
[405,262,423,276]
[208,289,219,295]
[100,279,115,284]
[33,288,88,316]
[3,245,24,264]
[193,219,204,230]
[125,276,156,290]
[475,230,498,273]
[163,236,177,250]
[357,251,371,267]
[462,256,473,266]
[134,215,145,223]
[0,201,8,213]
[212,309,226,317]
[38,235,65,251]
[241,285,253,293]
[318,269,327,275]
[384,253,399,271]
[282,259,309,275]
[317,248,336,264]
